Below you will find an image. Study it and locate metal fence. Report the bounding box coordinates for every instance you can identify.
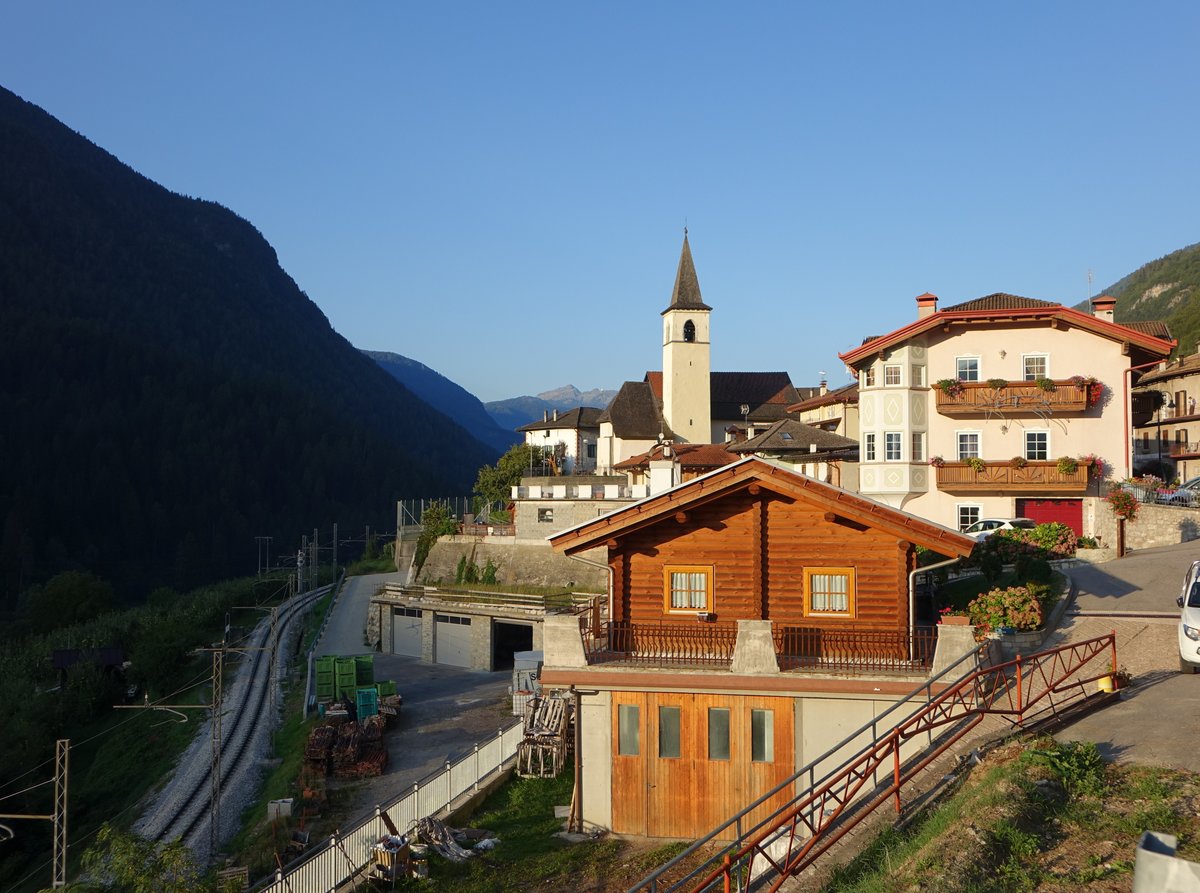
[584,621,740,666]
[1113,481,1200,507]
[251,720,525,893]
[773,626,939,673]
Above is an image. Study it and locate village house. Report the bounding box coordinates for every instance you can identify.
[788,379,860,440]
[542,457,976,839]
[1130,342,1200,481]
[838,292,1174,536]
[726,418,859,488]
[516,407,604,476]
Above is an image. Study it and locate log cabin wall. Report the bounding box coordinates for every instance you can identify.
[604,487,911,632]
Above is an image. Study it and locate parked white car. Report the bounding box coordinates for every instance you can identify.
[1178,559,1200,673]
[1162,476,1200,507]
[962,518,1037,540]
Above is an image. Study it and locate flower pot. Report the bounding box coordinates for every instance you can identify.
[940,615,970,625]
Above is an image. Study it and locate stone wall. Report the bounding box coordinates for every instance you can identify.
[418,538,608,589]
[1092,502,1200,551]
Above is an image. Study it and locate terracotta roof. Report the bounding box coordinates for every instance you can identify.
[663,232,712,313]
[840,293,1175,367]
[549,457,976,558]
[614,442,739,471]
[1135,353,1200,388]
[516,406,605,432]
[941,293,1058,312]
[596,381,671,440]
[1123,320,1172,340]
[727,419,858,455]
[788,382,859,413]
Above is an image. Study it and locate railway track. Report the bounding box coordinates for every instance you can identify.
[134,583,331,861]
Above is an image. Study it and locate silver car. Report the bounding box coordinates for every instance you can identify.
[1178,559,1200,673]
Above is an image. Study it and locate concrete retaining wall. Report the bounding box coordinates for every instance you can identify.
[418,538,608,590]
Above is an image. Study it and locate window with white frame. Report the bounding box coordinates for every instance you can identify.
[912,365,926,387]
[884,364,902,386]
[957,431,981,460]
[885,431,902,461]
[957,505,982,531]
[1023,354,1049,381]
[863,366,876,387]
[1025,430,1049,461]
[956,357,980,382]
[864,432,876,461]
[911,431,925,462]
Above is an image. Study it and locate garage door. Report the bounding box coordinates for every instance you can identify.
[1016,498,1084,536]
[392,607,422,657]
[435,614,473,668]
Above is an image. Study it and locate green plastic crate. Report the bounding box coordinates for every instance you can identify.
[354,654,375,685]
[356,687,378,718]
[376,679,396,697]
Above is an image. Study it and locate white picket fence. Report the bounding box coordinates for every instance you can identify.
[252,720,525,892]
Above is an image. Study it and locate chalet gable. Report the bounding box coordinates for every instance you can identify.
[549,457,974,557]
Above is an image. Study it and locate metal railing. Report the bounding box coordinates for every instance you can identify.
[624,632,1117,893]
[773,626,938,673]
[584,620,739,666]
[252,720,525,893]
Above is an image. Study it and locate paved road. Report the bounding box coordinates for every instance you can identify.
[310,572,516,822]
[1051,541,1200,772]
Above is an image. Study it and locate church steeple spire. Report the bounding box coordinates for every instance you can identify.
[663,229,712,314]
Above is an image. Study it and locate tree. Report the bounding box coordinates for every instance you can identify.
[18,571,115,635]
[413,501,459,577]
[474,444,546,505]
[65,823,213,893]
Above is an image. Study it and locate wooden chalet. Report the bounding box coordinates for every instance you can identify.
[543,457,976,839]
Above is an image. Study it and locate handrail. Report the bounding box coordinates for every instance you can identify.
[627,633,1117,893]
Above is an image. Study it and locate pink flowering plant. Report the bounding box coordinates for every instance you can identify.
[967,585,1045,636]
[1080,453,1106,480]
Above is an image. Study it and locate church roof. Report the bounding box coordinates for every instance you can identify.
[662,232,712,314]
[596,381,672,440]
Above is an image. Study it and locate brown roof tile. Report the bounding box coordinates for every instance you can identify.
[788,382,859,412]
[727,419,858,455]
[597,381,670,440]
[614,442,739,471]
[1122,320,1172,340]
[941,293,1058,312]
[516,406,605,432]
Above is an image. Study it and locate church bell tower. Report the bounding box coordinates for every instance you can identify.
[661,231,712,444]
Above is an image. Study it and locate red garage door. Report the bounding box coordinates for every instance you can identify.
[1016,498,1083,535]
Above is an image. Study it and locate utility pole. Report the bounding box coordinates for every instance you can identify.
[0,739,69,888]
[331,522,338,575]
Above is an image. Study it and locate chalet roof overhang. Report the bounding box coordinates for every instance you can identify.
[838,306,1175,367]
[548,457,975,558]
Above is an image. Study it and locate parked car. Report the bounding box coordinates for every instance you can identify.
[1162,476,1200,507]
[1178,560,1200,674]
[962,518,1037,540]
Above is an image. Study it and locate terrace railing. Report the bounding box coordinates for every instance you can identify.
[934,379,1089,416]
[583,620,739,666]
[773,626,938,673]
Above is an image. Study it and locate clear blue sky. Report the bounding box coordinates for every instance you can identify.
[3,3,1198,401]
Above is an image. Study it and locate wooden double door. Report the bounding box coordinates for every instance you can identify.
[610,691,794,839]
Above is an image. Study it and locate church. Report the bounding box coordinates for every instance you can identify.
[594,232,809,474]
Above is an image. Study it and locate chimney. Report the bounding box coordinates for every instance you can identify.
[1091,295,1116,323]
[553,409,558,422]
[543,409,548,422]
[819,379,828,397]
[915,292,939,319]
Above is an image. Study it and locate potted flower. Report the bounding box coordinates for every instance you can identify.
[967,456,987,473]
[1069,375,1104,407]
[1106,486,1139,521]
[986,377,1009,391]
[929,455,946,468]
[934,378,966,398]
[1010,456,1028,469]
[938,606,970,625]
[1035,377,1056,392]
[1080,453,1105,479]
[1056,456,1079,475]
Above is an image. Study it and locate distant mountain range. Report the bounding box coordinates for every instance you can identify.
[364,350,520,453]
[0,85,495,606]
[1076,242,1200,353]
[484,385,617,433]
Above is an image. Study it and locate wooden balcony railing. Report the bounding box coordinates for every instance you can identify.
[934,380,1089,416]
[584,621,739,667]
[1170,441,1200,458]
[772,626,938,672]
[934,460,1090,493]
[581,621,939,674]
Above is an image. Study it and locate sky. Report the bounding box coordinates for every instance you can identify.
[3,3,1199,402]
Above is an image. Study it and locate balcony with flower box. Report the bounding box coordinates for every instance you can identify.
[933,379,1092,417]
[933,459,1091,493]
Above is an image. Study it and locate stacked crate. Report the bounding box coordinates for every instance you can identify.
[315,656,335,701]
[334,658,358,700]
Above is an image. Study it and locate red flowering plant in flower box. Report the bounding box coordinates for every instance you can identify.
[1069,375,1105,407]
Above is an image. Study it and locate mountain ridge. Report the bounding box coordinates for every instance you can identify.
[484,384,616,433]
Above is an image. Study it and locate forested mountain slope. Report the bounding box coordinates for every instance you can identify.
[1080,242,1200,353]
[0,85,495,609]
[364,350,520,453]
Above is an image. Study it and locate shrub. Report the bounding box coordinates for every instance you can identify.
[967,585,1044,634]
[1076,535,1099,549]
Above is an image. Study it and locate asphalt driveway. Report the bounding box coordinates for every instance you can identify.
[1051,541,1200,772]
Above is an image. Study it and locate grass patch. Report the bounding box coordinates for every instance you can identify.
[818,736,1200,892]
[346,557,397,576]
